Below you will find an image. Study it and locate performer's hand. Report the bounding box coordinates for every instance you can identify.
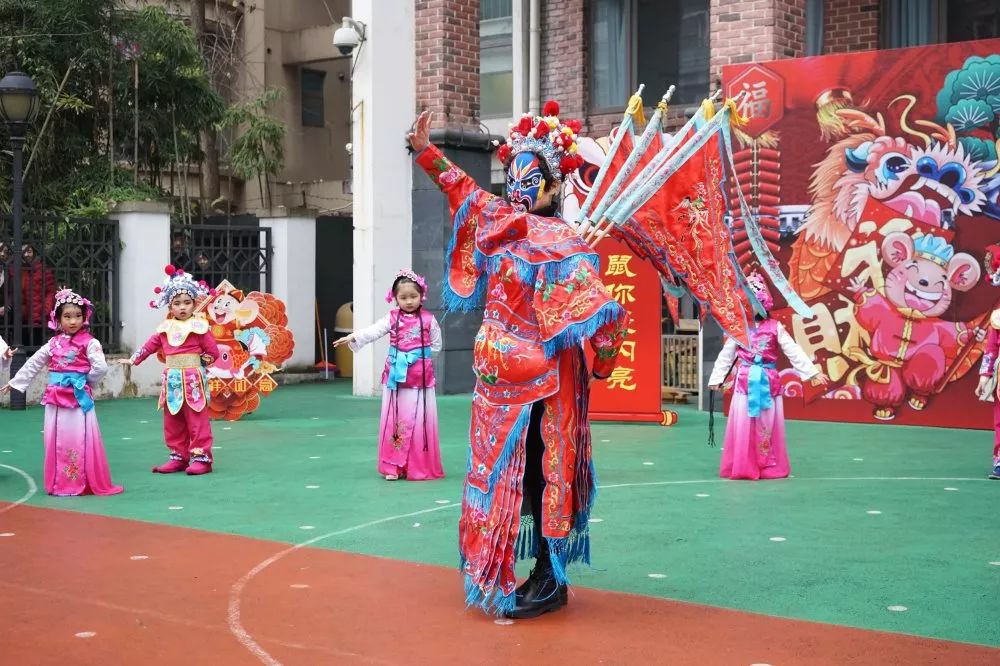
[200,353,215,365]
[811,372,830,387]
[2,346,15,360]
[118,358,134,366]
[0,305,5,316]
[707,384,722,392]
[977,375,990,398]
[332,334,355,349]
[0,383,10,395]
[408,111,433,153]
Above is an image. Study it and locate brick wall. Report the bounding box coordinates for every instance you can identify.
[415,0,481,128]
[710,0,806,88]
[824,0,879,53]
[540,0,587,121]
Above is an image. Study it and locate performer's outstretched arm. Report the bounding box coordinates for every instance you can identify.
[409,110,480,215]
[590,314,631,380]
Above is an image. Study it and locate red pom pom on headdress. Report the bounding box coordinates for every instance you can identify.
[165,264,177,275]
[495,143,511,163]
[542,100,560,117]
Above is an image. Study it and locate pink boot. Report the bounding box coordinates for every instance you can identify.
[186,460,212,475]
[152,456,189,473]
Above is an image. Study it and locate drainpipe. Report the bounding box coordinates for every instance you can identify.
[528,0,540,114]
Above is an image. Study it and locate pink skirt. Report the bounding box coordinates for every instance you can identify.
[43,405,124,496]
[719,391,790,481]
[377,387,444,480]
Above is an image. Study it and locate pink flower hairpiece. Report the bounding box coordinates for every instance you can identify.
[385,268,428,303]
[49,288,93,330]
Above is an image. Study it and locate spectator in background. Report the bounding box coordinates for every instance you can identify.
[20,244,57,348]
[171,231,192,270]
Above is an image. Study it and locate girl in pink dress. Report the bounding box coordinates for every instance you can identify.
[708,273,829,480]
[120,266,219,475]
[334,269,444,481]
[2,290,123,496]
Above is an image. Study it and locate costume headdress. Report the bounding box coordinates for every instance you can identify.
[985,243,1000,286]
[492,100,585,182]
[49,288,92,330]
[745,271,774,311]
[386,268,428,304]
[149,264,212,309]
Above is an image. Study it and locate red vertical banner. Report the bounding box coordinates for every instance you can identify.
[588,237,664,423]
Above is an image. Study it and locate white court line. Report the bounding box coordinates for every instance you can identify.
[229,502,460,666]
[0,464,38,514]
[598,476,987,490]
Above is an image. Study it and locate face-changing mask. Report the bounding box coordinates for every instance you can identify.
[505,152,546,212]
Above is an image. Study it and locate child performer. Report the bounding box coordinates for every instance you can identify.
[334,269,444,480]
[1,289,123,496]
[975,245,1000,480]
[120,266,219,475]
[708,272,829,480]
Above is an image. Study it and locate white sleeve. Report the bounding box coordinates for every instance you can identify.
[8,343,52,393]
[777,323,818,380]
[707,338,739,386]
[429,317,443,354]
[0,337,8,371]
[87,339,109,385]
[348,314,392,352]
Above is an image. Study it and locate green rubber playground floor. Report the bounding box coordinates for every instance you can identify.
[1,381,997,647]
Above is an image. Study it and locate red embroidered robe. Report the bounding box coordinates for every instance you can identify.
[416,144,630,614]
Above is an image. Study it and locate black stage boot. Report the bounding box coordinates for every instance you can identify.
[507,555,568,619]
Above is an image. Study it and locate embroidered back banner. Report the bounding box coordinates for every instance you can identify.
[723,39,1000,429]
[587,237,664,424]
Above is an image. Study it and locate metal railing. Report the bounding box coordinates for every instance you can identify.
[0,215,121,352]
[663,333,699,393]
[170,215,271,294]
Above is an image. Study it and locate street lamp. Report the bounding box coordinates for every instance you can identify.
[0,70,40,410]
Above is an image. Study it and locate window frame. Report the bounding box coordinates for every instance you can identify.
[300,68,326,129]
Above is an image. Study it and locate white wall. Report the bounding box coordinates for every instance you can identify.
[350,0,417,395]
[259,211,316,368]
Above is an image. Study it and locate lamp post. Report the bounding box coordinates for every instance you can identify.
[0,70,40,410]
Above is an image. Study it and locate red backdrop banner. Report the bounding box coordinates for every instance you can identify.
[723,39,1000,429]
[588,237,663,423]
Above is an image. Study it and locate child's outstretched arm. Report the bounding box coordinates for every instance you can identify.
[777,322,829,386]
[87,339,109,386]
[1,344,52,394]
[334,314,392,353]
[199,330,220,366]
[120,332,163,366]
[0,336,14,370]
[707,338,738,391]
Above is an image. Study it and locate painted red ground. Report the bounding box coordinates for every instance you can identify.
[1,504,997,665]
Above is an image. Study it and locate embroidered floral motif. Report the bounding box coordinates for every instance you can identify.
[62,450,80,481]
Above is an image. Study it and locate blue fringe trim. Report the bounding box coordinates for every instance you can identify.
[548,251,601,283]
[464,574,517,616]
[545,530,593,586]
[464,405,532,513]
[442,192,488,313]
[515,515,539,561]
[542,300,625,359]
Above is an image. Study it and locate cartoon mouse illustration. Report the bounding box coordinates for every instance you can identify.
[847,232,985,420]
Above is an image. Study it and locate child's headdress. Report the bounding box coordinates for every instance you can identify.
[386,268,428,304]
[985,244,1000,286]
[48,288,92,330]
[746,270,774,311]
[492,100,585,182]
[149,264,213,309]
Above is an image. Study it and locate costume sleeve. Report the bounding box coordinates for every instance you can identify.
[414,144,481,215]
[980,327,999,377]
[86,339,109,385]
[707,338,738,386]
[777,322,818,381]
[0,336,8,371]
[8,343,52,393]
[591,314,631,379]
[349,314,392,352]
[130,332,163,365]
[199,331,220,363]
[429,316,443,355]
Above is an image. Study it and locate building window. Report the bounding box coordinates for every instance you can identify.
[882,0,1000,48]
[481,0,513,118]
[301,69,325,128]
[590,0,709,111]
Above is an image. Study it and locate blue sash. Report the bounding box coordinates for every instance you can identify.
[48,371,95,413]
[387,346,432,390]
[742,356,776,418]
